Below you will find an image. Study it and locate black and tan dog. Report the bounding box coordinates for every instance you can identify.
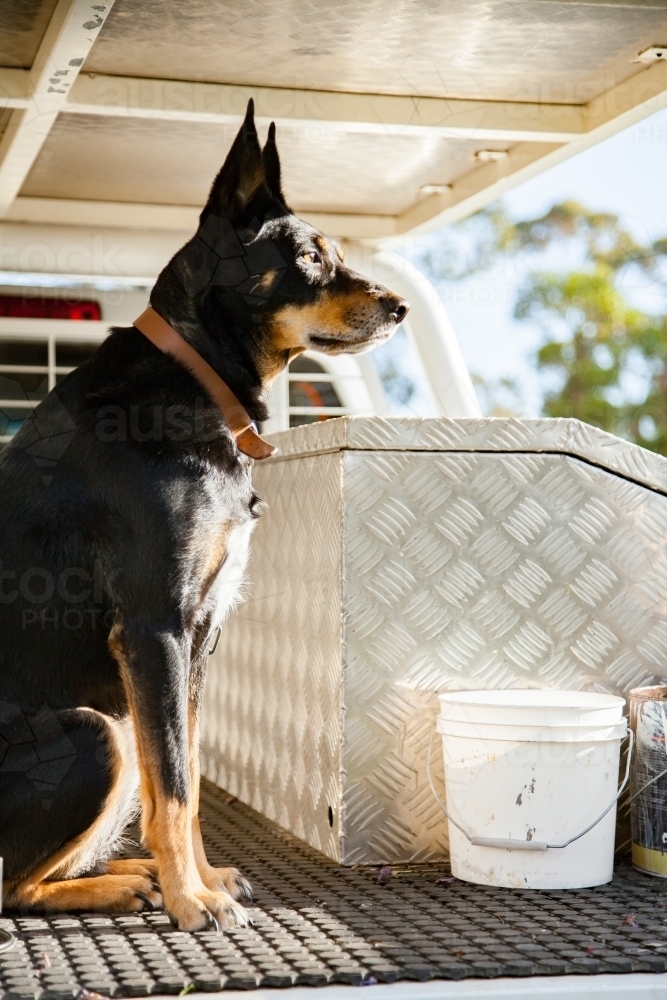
[0,101,408,930]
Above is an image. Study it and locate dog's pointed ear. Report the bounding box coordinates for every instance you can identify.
[200,99,266,225]
[262,122,287,205]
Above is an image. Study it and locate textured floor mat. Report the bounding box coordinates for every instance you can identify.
[2,778,667,997]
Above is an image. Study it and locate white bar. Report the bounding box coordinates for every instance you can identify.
[152,974,667,1000]
[65,73,584,143]
[0,0,117,217]
[0,366,49,373]
[288,407,350,415]
[0,319,108,338]
[47,334,55,391]
[4,200,397,241]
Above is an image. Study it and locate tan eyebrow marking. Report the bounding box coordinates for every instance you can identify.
[314,235,329,255]
[255,269,277,292]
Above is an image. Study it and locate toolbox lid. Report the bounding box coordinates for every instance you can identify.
[264,416,667,496]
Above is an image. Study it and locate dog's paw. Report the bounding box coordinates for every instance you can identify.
[4,873,162,915]
[200,889,251,929]
[87,874,162,913]
[167,889,250,932]
[200,865,254,902]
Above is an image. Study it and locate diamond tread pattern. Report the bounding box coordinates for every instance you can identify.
[2,779,667,996]
[202,442,667,864]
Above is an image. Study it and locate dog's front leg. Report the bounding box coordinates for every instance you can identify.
[112,623,249,931]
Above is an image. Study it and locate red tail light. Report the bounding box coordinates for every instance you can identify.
[0,297,101,320]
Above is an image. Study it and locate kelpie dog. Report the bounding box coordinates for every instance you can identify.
[0,100,408,930]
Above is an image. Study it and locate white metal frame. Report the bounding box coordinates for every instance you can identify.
[204,974,667,1000]
[0,0,116,217]
[0,43,666,238]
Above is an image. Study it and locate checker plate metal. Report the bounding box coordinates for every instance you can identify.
[201,451,344,862]
[201,419,667,864]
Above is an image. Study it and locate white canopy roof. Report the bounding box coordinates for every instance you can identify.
[1,0,666,251]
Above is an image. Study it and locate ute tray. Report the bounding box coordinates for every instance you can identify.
[1,778,667,996]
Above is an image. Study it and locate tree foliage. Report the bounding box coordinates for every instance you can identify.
[422,201,667,453]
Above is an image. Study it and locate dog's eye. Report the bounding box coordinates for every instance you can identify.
[302,251,321,264]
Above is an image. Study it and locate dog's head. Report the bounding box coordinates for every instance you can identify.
[165,100,408,385]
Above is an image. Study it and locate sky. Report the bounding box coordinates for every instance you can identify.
[379,104,667,418]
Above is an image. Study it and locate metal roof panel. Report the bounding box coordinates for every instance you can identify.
[20,111,501,216]
[83,0,666,104]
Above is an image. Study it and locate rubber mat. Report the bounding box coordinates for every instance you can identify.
[2,778,667,997]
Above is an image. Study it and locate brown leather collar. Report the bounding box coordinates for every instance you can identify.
[133,307,277,460]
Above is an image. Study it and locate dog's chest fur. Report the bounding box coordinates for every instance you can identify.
[188,461,259,642]
[199,518,255,631]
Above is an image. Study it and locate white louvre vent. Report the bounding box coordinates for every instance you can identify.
[0,319,108,446]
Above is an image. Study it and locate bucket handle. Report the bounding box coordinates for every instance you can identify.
[426,725,633,852]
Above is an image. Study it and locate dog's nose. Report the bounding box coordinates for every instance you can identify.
[382,296,410,324]
[392,300,409,323]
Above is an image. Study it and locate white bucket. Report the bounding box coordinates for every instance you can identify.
[433,689,630,890]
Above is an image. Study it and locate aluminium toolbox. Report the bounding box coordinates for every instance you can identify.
[200,417,667,864]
